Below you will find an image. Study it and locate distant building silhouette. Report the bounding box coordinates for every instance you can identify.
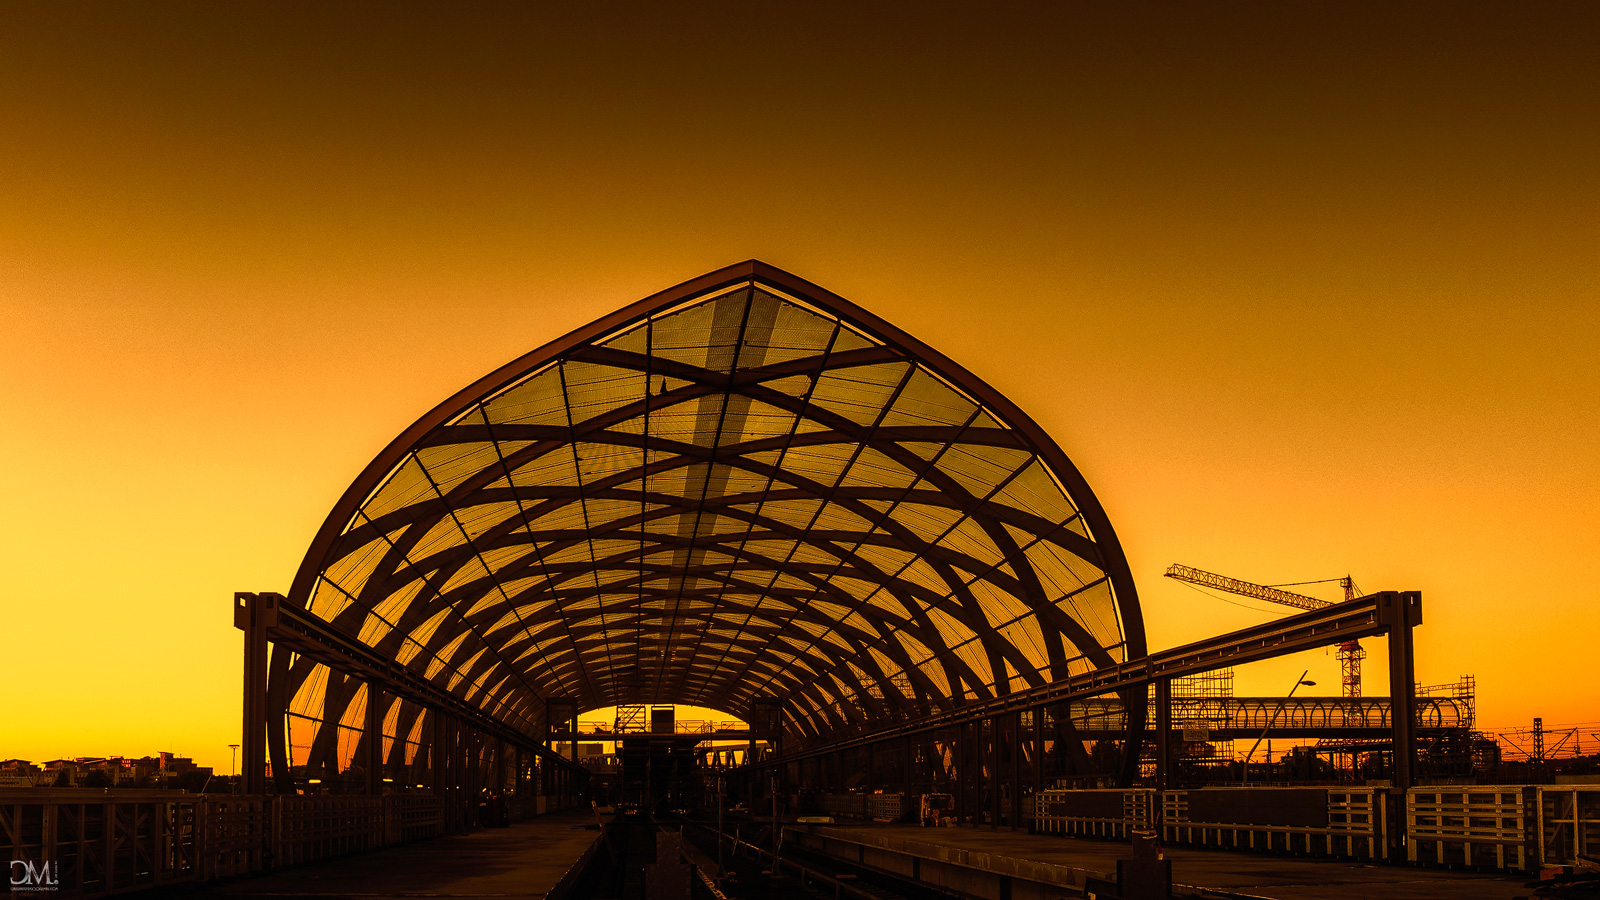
[1,753,213,789]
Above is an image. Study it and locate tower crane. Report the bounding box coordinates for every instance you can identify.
[1164,564,1368,697]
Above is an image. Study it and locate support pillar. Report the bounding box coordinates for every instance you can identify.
[1384,591,1422,794]
[234,592,278,796]
[465,727,480,827]
[988,716,1000,830]
[1004,707,1017,826]
[1032,707,1044,814]
[365,684,384,794]
[955,721,968,824]
[431,711,447,796]
[968,721,980,824]
[453,717,467,830]
[903,734,914,797]
[1382,590,1423,860]
[514,746,525,810]
[1154,678,1172,793]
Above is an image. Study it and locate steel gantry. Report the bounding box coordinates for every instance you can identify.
[237,591,589,826]
[743,590,1425,839]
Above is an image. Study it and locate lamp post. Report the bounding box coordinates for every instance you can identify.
[1242,671,1315,783]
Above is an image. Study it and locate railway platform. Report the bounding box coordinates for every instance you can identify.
[791,821,1538,900]
[153,811,603,900]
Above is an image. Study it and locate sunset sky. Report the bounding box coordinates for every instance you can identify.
[4,3,1596,772]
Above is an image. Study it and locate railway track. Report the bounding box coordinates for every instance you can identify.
[564,810,961,900]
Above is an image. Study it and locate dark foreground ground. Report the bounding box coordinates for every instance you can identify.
[149,811,601,900]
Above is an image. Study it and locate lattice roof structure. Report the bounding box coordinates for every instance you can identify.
[283,261,1146,749]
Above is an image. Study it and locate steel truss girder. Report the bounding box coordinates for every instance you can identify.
[260,592,587,777]
[755,591,1417,765]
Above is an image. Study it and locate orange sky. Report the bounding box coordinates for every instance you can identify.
[3,4,1596,772]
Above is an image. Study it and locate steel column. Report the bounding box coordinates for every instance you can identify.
[234,592,277,796]
[466,726,480,826]
[903,734,914,797]
[1032,707,1044,814]
[955,721,968,823]
[988,716,1000,829]
[1154,677,1172,792]
[1385,590,1422,868]
[365,684,384,794]
[1384,591,1422,794]
[1010,710,1022,831]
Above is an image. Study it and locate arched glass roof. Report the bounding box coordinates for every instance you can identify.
[286,261,1145,745]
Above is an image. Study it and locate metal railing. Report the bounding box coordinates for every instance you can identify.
[570,720,750,737]
[1052,696,1470,736]
[1030,784,1600,873]
[1035,788,1155,840]
[1408,787,1534,871]
[1539,786,1600,869]
[1159,787,1388,860]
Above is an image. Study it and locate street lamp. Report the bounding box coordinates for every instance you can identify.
[1242,670,1316,783]
[228,744,239,793]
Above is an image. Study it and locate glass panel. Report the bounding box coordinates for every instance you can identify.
[417,441,503,497]
[362,455,440,521]
[312,273,1134,735]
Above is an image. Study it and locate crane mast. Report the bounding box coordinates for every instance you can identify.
[1165,564,1367,697]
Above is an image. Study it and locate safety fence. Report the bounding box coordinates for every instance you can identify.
[2,789,578,898]
[816,793,866,819]
[1032,785,1600,873]
[1540,786,1600,869]
[1162,787,1387,861]
[808,793,917,822]
[1034,788,1154,840]
[866,792,905,821]
[1407,787,1531,870]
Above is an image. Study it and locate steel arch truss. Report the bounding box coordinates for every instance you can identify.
[278,261,1147,757]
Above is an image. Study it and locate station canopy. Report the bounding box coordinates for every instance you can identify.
[287,261,1146,746]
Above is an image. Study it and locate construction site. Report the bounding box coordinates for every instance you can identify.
[8,262,1596,900]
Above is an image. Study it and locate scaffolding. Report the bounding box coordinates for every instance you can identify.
[1415,676,1478,777]
[1417,676,1476,730]
[1172,668,1235,774]
[1136,668,1236,783]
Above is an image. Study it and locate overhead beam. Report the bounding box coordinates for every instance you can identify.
[242,592,588,777]
[756,591,1418,766]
